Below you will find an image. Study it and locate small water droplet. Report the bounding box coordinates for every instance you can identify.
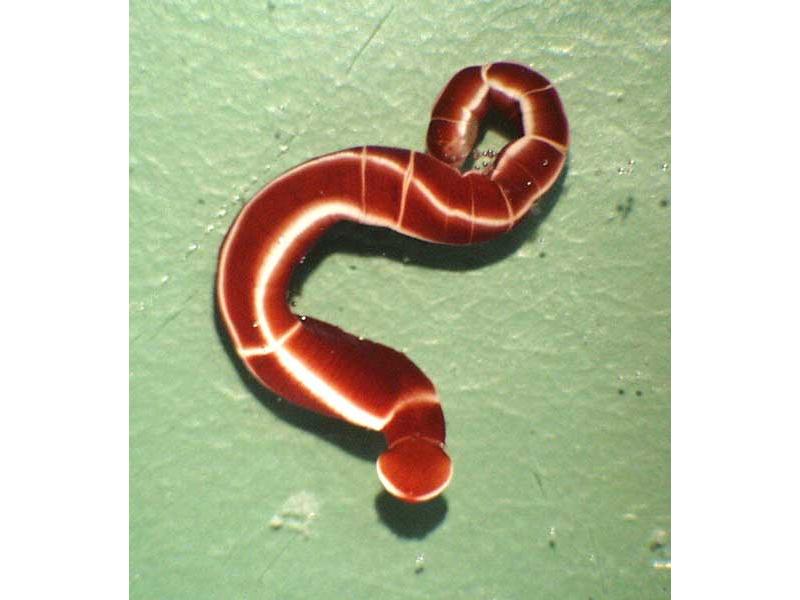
[187,243,199,253]
[160,275,170,285]
[649,529,669,551]
[299,315,307,321]
[414,553,425,573]
[547,526,557,548]
[542,159,549,167]
[252,321,259,328]
[205,224,215,233]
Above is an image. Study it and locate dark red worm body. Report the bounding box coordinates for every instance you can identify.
[217,62,569,502]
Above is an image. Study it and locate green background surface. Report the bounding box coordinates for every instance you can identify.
[130,1,670,598]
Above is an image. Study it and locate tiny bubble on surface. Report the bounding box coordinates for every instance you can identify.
[414,553,425,573]
[649,529,669,551]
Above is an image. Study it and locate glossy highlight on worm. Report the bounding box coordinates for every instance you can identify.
[217,62,569,503]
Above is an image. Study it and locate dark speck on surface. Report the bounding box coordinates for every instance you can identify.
[616,196,634,220]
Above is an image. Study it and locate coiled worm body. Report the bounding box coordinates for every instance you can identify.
[217,62,569,502]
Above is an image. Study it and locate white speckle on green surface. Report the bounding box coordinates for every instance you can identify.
[270,491,320,538]
[547,526,557,548]
[648,528,670,551]
[414,552,425,574]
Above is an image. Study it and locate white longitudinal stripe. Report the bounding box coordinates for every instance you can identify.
[523,83,554,95]
[397,151,415,226]
[217,152,364,349]
[238,322,302,358]
[218,148,515,351]
[364,154,516,228]
[252,200,398,431]
[249,201,445,431]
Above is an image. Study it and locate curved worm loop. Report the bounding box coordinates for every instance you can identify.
[217,62,569,503]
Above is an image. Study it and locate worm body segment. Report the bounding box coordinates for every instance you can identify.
[217,63,569,503]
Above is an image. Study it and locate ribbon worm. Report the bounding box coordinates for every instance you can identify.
[217,62,569,503]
